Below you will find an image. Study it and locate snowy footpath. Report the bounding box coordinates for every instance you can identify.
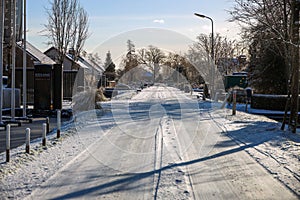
[211,108,300,197]
[0,90,299,199]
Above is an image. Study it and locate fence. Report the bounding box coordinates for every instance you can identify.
[63,71,78,100]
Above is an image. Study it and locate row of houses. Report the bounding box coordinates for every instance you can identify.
[1,0,106,112]
[0,0,105,113]
[3,40,105,107]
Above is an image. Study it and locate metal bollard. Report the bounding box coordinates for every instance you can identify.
[6,125,11,162]
[26,128,30,153]
[214,91,219,102]
[57,110,61,138]
[232,90,237,115]
[46,117,50,134]
[42,123,47,146]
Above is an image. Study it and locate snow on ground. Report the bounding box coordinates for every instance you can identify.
[211,107,300,197]
[0,87,299,199]
[153,115,193,200]
[0,110,115,199]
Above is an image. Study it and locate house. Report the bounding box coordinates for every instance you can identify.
[78,55,105,83]
[44,47,104,100]
[9,41,56,105]
[44,47,80,71]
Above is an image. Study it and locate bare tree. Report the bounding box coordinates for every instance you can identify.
[164,52,205,87]
[70,6,89,61]
[44,0,89,64]
[230,0,300,132]
[188,33,239,76]
[230,0,291,81]
[87,52,102,67]
[137,45,165,82]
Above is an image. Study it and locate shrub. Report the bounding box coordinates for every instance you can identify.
[72,87,108,114]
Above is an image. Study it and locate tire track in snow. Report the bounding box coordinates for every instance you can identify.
[153,116,194,200]
[153,118,164,199]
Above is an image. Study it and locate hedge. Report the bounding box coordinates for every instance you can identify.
[251,94,300,111]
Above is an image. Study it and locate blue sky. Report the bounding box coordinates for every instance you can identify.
[26,0,240,57]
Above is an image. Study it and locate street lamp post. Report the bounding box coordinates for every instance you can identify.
[194,13,215,98]
[194,13,214,60]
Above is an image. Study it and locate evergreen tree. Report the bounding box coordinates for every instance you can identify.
[127,39,135,54]
[246,26,288,94]
[230,0,291,94]
[104,51,113,68]
[104,51,116,81]
[123,40,139,82]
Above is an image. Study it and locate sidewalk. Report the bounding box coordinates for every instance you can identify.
[0,116,72,153]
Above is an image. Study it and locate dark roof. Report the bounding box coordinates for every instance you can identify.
[17,41,55,65]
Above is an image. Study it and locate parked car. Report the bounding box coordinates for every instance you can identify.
[192,88,204,99]
[115,83,132,90]
[104,83,133,98]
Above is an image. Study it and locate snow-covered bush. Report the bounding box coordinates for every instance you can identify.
[72,87,107,114]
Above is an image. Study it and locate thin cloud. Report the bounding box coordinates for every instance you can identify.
[153,19,165,24]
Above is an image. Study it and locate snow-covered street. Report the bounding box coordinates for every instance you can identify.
[0,85,299,199]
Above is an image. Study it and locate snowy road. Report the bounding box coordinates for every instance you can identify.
[26,86,298,199]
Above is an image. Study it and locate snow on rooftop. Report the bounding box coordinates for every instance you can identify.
[79,56,105,73]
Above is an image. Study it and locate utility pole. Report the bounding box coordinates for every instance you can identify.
[22,0,27,118]
[11,0,16,120]
[289,0,300,133]
[0,0,4,126]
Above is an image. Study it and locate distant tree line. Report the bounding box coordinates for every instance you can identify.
[117,40,207,87]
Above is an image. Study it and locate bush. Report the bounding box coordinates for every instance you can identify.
[72,87,108,114]
[95,87,108,102]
